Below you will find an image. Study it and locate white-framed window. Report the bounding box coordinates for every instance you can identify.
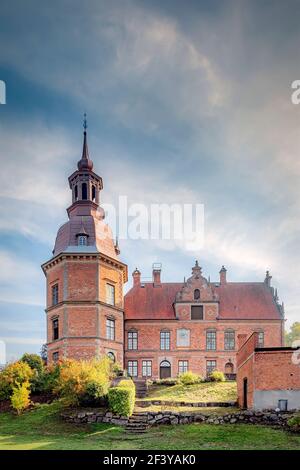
[178,360,188,374]
[106,283,115,306]
[106,318,115,340]
[142,360,152,377]
[128,330,138,350]
[257,331,264,347]
[206,360,216,376]
[206,330,216,350]
[160,330,170,350]
[128,360,138,377]
[78,235,88,246]
[224,329,235,350]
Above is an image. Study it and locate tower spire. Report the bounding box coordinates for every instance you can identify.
[78,113,93,171]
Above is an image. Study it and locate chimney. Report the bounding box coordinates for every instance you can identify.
[132,268,141,287]
[264,270,272,288]
[152,263,162,287]
[219,265,227,285]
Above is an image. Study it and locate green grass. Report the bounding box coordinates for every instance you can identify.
[143,381,237,403]
[0,402,299,450]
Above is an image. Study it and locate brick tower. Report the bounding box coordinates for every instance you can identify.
[42,117,127,365]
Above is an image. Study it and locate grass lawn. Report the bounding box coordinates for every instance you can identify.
[143,381,237,403]
[0,402,299,450]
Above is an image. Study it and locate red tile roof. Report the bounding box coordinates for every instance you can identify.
[124,281,281,321]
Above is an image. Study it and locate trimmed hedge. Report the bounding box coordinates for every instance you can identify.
[209,370,226,382]
[179,371,202,385]
[108,380,135,417]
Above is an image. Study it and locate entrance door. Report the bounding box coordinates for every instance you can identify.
[160,360,171,379]
[243,378,248,409]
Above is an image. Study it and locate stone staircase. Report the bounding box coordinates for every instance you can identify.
[125,412,149,434]
[134,379,148,398]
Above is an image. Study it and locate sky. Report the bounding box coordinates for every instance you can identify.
[0,0,299,361]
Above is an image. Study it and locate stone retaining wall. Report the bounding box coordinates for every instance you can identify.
[136,400,237,408]
[61,408,296,428]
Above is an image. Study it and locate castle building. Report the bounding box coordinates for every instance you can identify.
[42,122,285,379]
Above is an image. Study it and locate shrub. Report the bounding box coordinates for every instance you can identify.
[55,357,112,406]
[179,371,202,385]
[108,380,135,417]
[10,381,31,415]
[20,353,45,394]
[155,378,179,386]
[288,414,300,433]
[208,370,225,382]
[0,361,33,401]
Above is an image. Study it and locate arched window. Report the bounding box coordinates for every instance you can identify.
[107,352,115,362]
[92,185,96,202]
[78,235,88,246]
[82,182,87,200]
[225,362,234,375]
[194,288,200,300]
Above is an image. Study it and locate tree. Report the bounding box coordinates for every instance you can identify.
[285,322,300,346]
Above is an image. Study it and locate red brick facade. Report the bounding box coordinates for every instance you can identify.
[237,333,300,410]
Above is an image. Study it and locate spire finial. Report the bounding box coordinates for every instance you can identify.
[77,113,93,171]
[83,112,87,132]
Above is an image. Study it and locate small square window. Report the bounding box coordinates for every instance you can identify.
[191,305,203,320]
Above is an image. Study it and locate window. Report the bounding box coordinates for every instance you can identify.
[142,360,152,377]
[178,360,188,374]
[52,351,59,363]
[160,330,170,350]
[191,305,203,320]
[206,330,216,350]
[106,283,115,306]
[257,331,264,347]
[128,330,138,350]
[224,329,235,350]
[82,182,87,200]
[78,235,88,246]
[52,318,59,340]
[92,185,96,202]
[74,185,78,201]
[194,289,200,300]
[107,351,115,362]
[128,360,138,377]
[106,318,115,340]
[177,329,190,347]
[206,360,216,376]
[51,284,59,306]
[225,362,234,375]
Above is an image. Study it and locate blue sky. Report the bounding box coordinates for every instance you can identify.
[0,0,299,361]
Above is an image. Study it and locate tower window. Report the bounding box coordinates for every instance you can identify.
[106,318,115,340]
[257,331,264,347]
[191,305,203,320]
[51,284,59,306]
[82,182,87,200]
[52,352,59,363]
[52,318,59,340]
[78,235,88,246]
[92,185,96,202]
[106,284,115,306]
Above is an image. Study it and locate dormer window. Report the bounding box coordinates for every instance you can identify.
[78,235,88,246]
[194,289,200,300]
